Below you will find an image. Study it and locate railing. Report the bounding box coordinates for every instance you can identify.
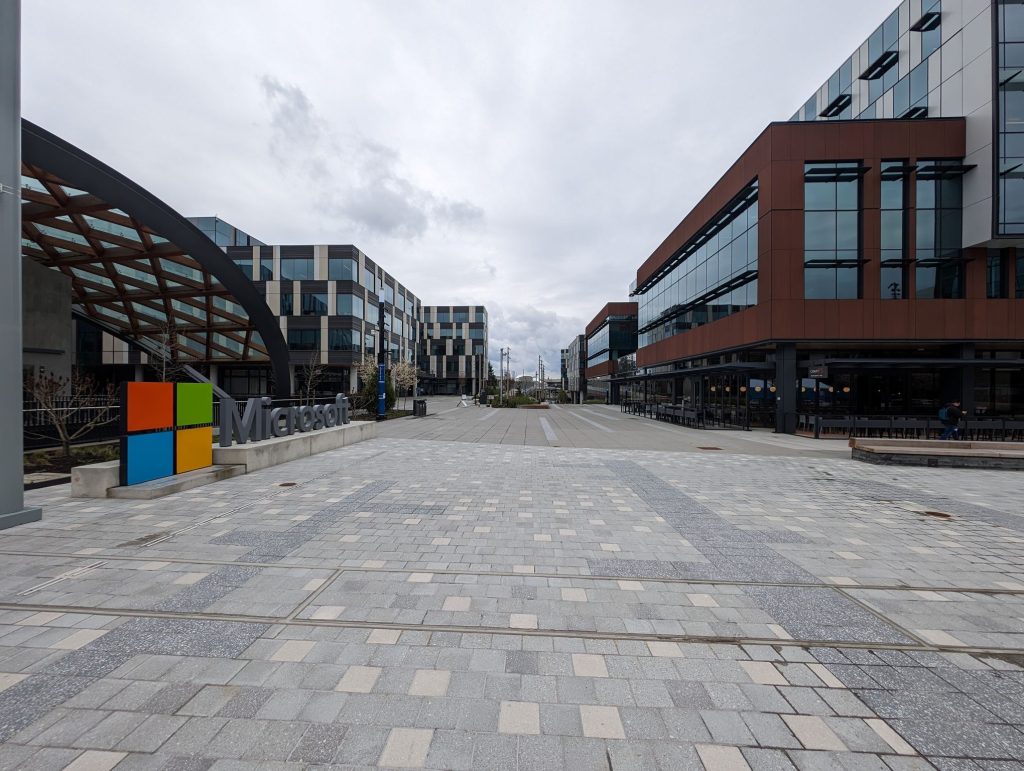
[23,400,122,451]
[619,400,750,430]
[23,394,364,452]
[797,413,1024,441]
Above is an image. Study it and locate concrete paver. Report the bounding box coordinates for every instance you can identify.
[0,404,1021,767]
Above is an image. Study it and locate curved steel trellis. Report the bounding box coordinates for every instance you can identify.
[19,120,291,395]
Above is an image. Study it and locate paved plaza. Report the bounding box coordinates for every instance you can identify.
[1,403,1023,769]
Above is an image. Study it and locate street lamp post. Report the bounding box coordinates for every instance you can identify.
[376,291,387,421]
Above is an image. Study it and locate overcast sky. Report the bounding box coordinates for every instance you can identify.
[22,1,896,376]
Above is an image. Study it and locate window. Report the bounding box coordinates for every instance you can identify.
[364,333,375,355]
[280,292,293,316]
[287,328,319,350]
[1017,252,1024,298]
[435,309,451,323]
[916,161,964,298]
[364,299,378,323]
[259,254,273,280]
[383,284,395,305]
[999,0,1024,234]
[636,181,758,347]
[280,257,313,281]
[328,257,357,281]
[987,249,1009,298]
[804,162,861,299]
[395,292,405,312]
[301,292,328,316]
[328,328,361,351]
[232,257,252,277]
[880,161,908,299]
[917,0,941,58]
[453,310,469,324]
[362,266,376,293]
[336,293,364,318]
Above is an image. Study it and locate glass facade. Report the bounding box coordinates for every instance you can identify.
[804,162,861,299]
[259,251,273,280]
[998,0,1024,234]
[587,316,637,367]
[987,248,1009,298]
[328,256,357,281]
[328,328,361,351]
[880,161,908,299]
[300,292,327,316]
[915,161,964,298]
[790,2,939,123]
[637,182,758,348]
[280,256,314,281]
[336,293,364,318]
[287,328,319,350]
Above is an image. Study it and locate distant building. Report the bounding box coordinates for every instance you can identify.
[419,305,488,396]
[584,302,637,404]
[565,334,587,403]
[223,234,420,396]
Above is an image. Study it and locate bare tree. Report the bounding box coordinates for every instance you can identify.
[391,359,416,411]
[150,321,190,382]
[24,370,117,460]
[297,351,327,406]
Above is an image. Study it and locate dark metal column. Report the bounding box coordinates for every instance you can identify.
[960,342,976,417]
[377,294,387,420]
[775,343,797,434]
[0,1,41,529]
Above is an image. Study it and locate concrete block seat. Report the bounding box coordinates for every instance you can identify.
[850,438,1024,470]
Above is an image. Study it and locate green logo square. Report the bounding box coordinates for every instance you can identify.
[175,383,213,427]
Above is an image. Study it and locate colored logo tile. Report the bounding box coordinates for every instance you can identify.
[176,426,213,473]
[123,430,175,485]
[124,382,174,432]
[176,383,213,427]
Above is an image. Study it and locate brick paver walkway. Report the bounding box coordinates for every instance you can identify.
[1,406,1022,769]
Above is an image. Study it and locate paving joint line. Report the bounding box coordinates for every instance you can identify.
[0,600,1021,656]
[286,567,345,621]
[834,585,936,649]
[0,549,1022,596]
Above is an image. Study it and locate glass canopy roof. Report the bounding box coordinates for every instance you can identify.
[20,163,270,364]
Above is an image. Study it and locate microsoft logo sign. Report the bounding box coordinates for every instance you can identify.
[119,382,213,486]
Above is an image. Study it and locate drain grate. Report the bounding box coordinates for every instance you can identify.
[278,482,297,487]
[922,510,953,520]
[697,446,723,451]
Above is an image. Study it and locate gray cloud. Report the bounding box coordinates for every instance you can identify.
[21,0,898,372]
[486,303,585,379]
[260,75,483,240]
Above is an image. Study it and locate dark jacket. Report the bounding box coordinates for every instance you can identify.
[943,404,962,425]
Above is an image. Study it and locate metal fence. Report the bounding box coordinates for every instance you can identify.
[797,414,1024,441]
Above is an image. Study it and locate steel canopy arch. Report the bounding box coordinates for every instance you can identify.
[20,119,291,396]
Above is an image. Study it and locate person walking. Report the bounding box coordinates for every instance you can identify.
[939,399,963,440]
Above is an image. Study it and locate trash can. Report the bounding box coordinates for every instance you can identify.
[413,399,427,417]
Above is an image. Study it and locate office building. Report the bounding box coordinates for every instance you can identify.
[418,305,488,395]
[223,235,421,396]
[584,302,637,404]
[627,0,1023,431]
[564,334,587,403]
